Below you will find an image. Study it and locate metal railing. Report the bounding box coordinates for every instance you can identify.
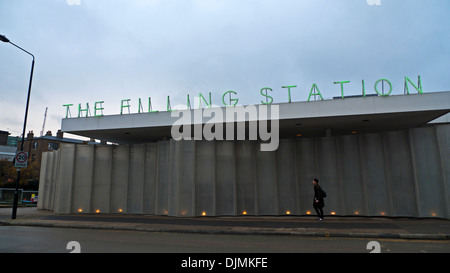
[0,188,38,206]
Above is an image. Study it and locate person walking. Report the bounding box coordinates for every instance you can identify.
[312,178,326,220]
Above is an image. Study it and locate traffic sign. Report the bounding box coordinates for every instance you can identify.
[14,151,28,168]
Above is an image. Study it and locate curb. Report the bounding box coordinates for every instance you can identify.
[1,220,449,241]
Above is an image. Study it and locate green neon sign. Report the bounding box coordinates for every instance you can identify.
[404,76,423,94]
[120,99,131,114]
[374,79,393,96]
[222,90,239,107]
[281,85,297,103]
[260,87,273,104]
[94,101,104,117]
[78,103,90,117]
[307,83,324,102]
[63,75,423,118]
[333,81,351,99]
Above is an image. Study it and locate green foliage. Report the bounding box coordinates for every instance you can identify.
[0,159,40,190]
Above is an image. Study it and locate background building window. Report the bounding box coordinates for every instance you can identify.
[32,142,38,150]
[48,142,59,150]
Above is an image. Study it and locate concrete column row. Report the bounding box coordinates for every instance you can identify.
[38,124,450,219]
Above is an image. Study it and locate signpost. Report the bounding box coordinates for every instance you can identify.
[1,34,35,219]
[11,151,28,218]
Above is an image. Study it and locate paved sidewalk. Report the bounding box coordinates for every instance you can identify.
[1,207,449,240]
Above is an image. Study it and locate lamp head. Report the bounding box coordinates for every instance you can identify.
[0,35,10,43]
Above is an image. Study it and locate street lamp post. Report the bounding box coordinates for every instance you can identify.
[0,34,35,219]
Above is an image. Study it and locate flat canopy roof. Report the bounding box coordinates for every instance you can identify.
[62,91,450,144]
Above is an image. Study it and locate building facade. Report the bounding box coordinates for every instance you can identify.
[0,130,17,161]
[37,91,450,218]
[18,130,97,170]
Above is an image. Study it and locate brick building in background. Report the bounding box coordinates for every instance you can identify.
[0,130,9,146]
[17,130,100,171]
[0,130,17,161]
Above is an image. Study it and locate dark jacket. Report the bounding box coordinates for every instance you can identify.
[313,184,325,208]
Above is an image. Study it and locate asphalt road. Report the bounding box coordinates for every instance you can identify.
[1,225,448,253]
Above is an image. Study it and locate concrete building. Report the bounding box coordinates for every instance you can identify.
[38,91,450,218]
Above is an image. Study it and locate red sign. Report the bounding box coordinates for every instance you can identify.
[15,151,28,168]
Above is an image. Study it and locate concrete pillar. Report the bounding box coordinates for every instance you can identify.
[91,145,112,213]
[276,139,297,215]
[195,140,216,216]
[71,145,94,213]
[128,144,146,214]
[235,141,256,215]
[54,144,75,214]
[110,145,130,214]
[215,141,236,216]
[143,143,158,215]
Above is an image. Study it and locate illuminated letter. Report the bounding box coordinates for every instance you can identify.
[260,87,273,104]
[199,92,212,108]
[94,101,104,117]
[333,81,350,99]
[307,84,324,101]
[281,85,297,103]
[167,96,172,112]
[374,79,392,96]
[362,80,366,97]
[63,104,73,118]
[222,90,239,106]
[187,94,192,109]
[120,99,131,114]
[148,97,158,113]
[138,98,144,113]
[404,76,423,94]
[78,103,90,117]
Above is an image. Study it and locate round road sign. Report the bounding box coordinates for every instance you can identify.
[16,151,28,163]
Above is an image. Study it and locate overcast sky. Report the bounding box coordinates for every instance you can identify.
[1,0,449,139]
